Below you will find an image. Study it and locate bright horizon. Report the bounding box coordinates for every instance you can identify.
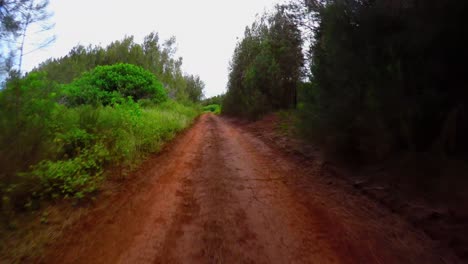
[21,0,283,98]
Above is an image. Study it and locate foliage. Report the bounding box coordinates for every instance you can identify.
[223,6,304,119]
[31,143,109,199]
[0,0,51,38]
[202,94,224,106]
[0,1,23,37]
[203,104,221,114]
[32,33,205,102]
[293,0,468,161]
[0,72,199,215]
[184,74,204,103]
[0,72,59,189]
[64,63,167,106]
[0,0,54,75]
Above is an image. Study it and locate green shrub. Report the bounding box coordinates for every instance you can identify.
[28,99,198,200]
[0,72,60,187]
[30,143,109,199]
[1,67,199,214]
[65,63,167,106]
[202,104,221,114]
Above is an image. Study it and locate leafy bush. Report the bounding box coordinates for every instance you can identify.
[65,63,167,106]
[202,104,221,114]
[26,100,198,201]
[0,72,198,213]
[0,72,59,187]
[31,143,109,199]
[34,33,205,103]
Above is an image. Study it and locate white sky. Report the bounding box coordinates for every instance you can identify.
[21,0,282,98]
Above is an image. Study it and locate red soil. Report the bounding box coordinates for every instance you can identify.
[41,114,460,263]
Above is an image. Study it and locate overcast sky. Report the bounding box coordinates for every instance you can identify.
[21,0,282,98]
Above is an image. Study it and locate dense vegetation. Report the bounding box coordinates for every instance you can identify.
[201,95,224,114]
[65,63,167,106]
[2,0,467,236]
[33,33,204,103]
[297,0,468,161]
[202,94,224,107]
[224,0,468,162]
[0,33,202,220]
[223,6,303,119]
[1,0,467,261]
[202,104,221,115]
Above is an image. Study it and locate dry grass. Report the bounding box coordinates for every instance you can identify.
[0,203,91,263]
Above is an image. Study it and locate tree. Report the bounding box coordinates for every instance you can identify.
[33,33,205,102]
[64,63,167,106]
[223,6,303,119]
[292,0,468,160]
[0,0,24,38]
[202,94,225,106]
[17,0,54,73]
[0,0,54,77]
[1,0,25,75]
[184,74,205,102]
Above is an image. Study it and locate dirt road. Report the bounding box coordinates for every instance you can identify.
[43,114,457,264]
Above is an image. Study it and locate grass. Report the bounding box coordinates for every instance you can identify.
[0,99,200,262]
[0,69,202,262]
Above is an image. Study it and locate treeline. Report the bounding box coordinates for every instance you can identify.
[223,6,303,119]
[224,0,468,161]
[301,0,468,160]
[202,94,224,107]
[33,33,204,103]
[201,94,224,114]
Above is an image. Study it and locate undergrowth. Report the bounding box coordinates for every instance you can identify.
[0,71,199,221]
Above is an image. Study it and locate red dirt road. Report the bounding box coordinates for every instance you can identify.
[43,114,458,264]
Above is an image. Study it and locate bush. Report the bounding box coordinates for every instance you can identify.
[31,143,109,199]
[0,72,59,187]
[202,104,221,114]
[298,0,468,162]
[26,100,199,201]
[64,63,167,106]
[0,71,198,211]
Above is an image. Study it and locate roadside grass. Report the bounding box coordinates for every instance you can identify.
[0,63,203,263]
[1,99,199,211]
[0,99,200,262]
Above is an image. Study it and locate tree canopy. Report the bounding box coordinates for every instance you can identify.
[64,63,167,106]
[295,0,468,160]
[34,33,204,102]
[223,6,304,119]
[0,0,53,75]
